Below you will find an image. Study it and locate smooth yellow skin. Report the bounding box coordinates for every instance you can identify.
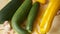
[40,0,60,33]
[35,0,46,4]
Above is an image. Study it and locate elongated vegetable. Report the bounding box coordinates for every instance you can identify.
[35,0,46,4]
[40,0,60,34]
[26,2,39,33]
[11,0,32,34]
[0,0,23,24]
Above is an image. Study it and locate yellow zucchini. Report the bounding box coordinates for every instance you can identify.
[40,0,60,34]
[35,0,46,4]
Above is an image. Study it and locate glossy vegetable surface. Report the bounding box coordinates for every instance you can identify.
[40,0,60,34]
[0,0,23,24]
[11,0,32,34]
[26,2,39,33]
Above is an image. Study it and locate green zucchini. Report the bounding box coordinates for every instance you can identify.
[11,0,32,34]
[26,2,39,33]
[0,0,23,24]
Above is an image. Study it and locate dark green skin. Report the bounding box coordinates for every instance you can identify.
[0,0,24,24]
[26,2,39,33]
[11,0,32,34]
